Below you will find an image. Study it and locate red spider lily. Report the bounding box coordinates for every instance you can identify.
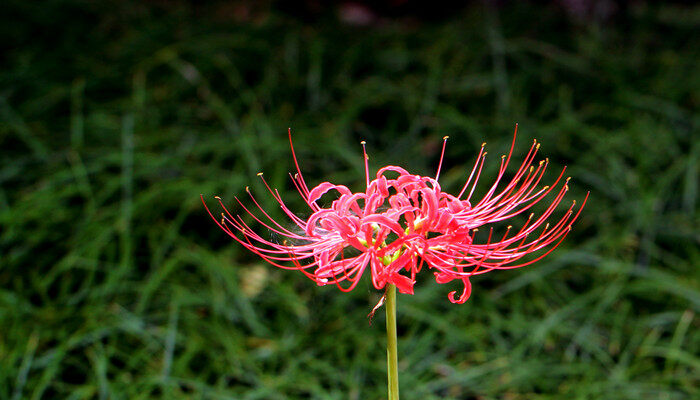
[202,126,588,304]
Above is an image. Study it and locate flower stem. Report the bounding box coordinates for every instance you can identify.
[385,283,399,400]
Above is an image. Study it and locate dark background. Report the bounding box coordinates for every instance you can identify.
[1,1,697,399]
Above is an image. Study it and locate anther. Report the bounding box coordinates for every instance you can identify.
[481,142,486,147]
[245,186,250,192]
[529,166,534,173]
[215,196,221,200]
[360,141,366,145]
[543,186,549,190]
[443,136,449,140]
[529,213,534,220]
[536,143,541,150]
[257,172,264,176]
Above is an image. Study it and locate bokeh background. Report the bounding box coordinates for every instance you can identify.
[1,1,698,399]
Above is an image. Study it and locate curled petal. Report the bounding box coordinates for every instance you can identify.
[389,273,415,295]
[308,182,352,204]
[362,214,405,237]
[447,278,472,304]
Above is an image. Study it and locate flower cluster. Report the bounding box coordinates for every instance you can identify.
[203,127,587,303]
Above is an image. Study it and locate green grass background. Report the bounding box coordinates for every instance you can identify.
[1,1,698,399]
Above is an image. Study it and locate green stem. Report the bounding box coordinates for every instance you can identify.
[385,284,399,400]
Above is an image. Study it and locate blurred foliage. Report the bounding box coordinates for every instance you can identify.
[0,1,698,399]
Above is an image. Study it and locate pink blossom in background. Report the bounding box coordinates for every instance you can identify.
[203,126,588,303]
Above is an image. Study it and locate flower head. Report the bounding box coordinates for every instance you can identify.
[203,126,588,303]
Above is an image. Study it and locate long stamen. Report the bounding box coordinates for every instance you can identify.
[288,128,310,196]
[361,140,369,187]
[457,142,486,199]
[435,136,449,182]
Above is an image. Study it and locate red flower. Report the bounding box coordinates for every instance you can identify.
[203,126,588,303]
